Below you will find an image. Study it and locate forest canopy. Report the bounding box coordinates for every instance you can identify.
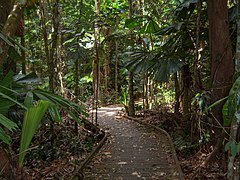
[0,0,240,179]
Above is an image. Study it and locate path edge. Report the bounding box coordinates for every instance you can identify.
[70,129,108,179]
[124,115,185,180]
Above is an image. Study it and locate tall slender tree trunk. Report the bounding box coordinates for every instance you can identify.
[0,1,26,72]
[115,40,118,97]
[182,65,191,123]
[193,0,203,91]
[21,35,26,74]
[204,0,234,166]
[75,50,80,134]
[128,0,135,117]
[39,0,60,93]
[174,72,180,116]
[143,75,149,110]
[56,32,64,95]
[103,27,110,96]
[93,0,101,124]
[49,0,60,93]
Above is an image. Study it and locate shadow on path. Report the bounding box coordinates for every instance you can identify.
[84,105,183,179]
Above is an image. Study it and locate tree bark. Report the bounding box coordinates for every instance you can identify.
[0,1,26,71]
[103,27,110,96]
[39,0,60,93]
[205,0,234,164]
[182,65,192,123]
[93,0,101,124]
[49,0,60,93]
[115,40,118,97]
[128,0,135,117]
[174,72,180,116]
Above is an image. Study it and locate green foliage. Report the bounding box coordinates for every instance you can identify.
[0,114,18,144]
[225,141,240,158]
[33,89,88,124]
[0,71,88,167]
[125,48,184,82]
[19,100,49,167]
[125,16,160,34]
[0,32,14,47]
[120,86,128,106]
[0,71,21,144]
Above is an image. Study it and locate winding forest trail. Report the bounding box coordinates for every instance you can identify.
[83,105,184,179]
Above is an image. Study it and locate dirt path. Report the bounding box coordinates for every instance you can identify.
[83,105,183,179]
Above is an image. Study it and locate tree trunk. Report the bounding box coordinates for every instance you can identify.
[49,0,60,93]
[143,74,149,110]
[39,0,51,91]
[103,27,110,96]
[39,0,60,93]
[0,1,26,71]
[74,53,80,135]
[205,0,234,165]
[21,35,26,74]
[56,32,64,95]
[115,40,118,97]
[174,72,180,116]
[128,0,135,117]
[93,0,101,124]
[182,65,192,123]
[193,0,203,91]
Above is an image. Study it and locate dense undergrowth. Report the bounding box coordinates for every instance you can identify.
[0,116,98,179]
[134,109,227,179]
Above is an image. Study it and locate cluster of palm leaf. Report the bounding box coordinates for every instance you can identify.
[124,0,208,83]
[0,71,87,167]
[124,6,195,80]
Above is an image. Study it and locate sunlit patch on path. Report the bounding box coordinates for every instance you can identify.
[84,106,183,179]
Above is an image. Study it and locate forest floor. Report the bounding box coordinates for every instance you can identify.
[0,105,226,179]
[136,109,227,179]
[1,115,99,179]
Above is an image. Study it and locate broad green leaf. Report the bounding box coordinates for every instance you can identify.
[66,109,82,126]
[34,92,55,105]
[231,142,237,157]
[0,92,27,110]
[63,37,75,45]
[199,98,205,112]
[225,141,231,152]
[140,21,160,34]
[125,17,144,29]
[0,99,15,114]
[19,100,49,167]
[0,33,14,47]
[222,100,232,126]
[14,72,41,84]
[206,96,229,112]
[0,71,14,87]
[229,75,240,97]
[0,127,11,145]
[35,90,85,111]
[7,35,27,52]
[24,91,34,108]
[48,106,62,122]
[0,113,18,132]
